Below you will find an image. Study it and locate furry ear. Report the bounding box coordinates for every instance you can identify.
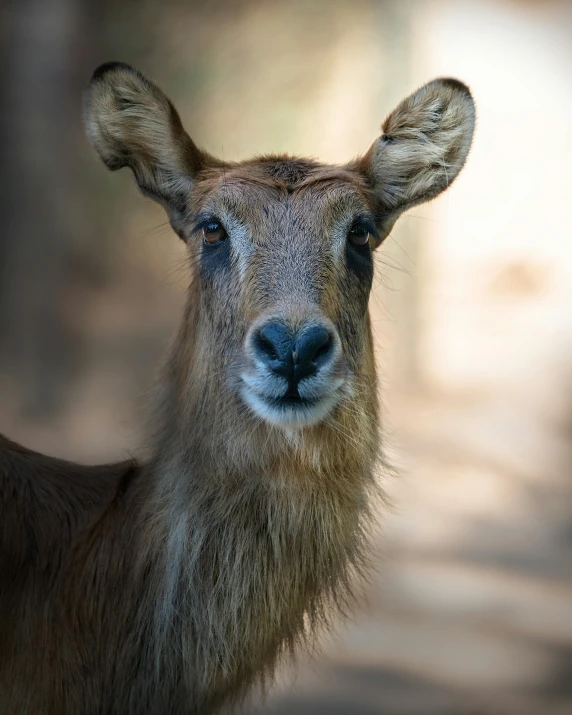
[84,62,211,232]
[358,78,475,245]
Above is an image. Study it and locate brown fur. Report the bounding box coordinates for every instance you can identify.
[0,63,475,714]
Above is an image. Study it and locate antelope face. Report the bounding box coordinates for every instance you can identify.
[185,161,378,428]
[84,63,475,430]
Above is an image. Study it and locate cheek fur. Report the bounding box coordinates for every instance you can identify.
[198,248,248,359]
[334,256,373,371]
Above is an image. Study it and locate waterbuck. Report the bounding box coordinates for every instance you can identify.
[0,63,475,714]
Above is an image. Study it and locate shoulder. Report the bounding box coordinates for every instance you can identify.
[0,433,139,576]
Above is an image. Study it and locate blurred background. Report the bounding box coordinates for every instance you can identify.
[1,0,572,712]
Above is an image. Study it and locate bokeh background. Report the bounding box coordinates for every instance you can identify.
[1,1,572,713]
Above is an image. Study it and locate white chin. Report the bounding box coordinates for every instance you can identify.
[240,387,340,429]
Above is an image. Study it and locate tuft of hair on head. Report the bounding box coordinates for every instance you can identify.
[356,77,476,244]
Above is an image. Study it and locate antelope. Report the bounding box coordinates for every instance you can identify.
[0,62,475,714]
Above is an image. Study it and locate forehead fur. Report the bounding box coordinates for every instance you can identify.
[193,155,372,205]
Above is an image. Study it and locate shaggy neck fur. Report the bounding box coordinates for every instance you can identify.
[134,297,381,713]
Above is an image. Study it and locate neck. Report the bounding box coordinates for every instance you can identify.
[134,325,381,709]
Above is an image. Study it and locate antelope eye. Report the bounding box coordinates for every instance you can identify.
[202,220,227,245]
[347,223,371,247]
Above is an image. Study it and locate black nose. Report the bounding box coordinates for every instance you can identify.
[254,322,334,385]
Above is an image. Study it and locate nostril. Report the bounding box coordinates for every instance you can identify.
[253,322,295,379]
[255,333,279,362]
[313,337,332,363]
[295,326,334,377]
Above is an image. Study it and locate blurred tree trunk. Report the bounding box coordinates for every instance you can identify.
[0,0,98,417]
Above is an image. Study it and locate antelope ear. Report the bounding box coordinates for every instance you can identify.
[358,78,475,245]
[83,62,210,233]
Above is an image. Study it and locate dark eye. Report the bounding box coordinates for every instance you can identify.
[202,220,227,245]
[347,223,371,247]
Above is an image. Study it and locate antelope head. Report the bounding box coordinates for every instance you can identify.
[84,64,474,433]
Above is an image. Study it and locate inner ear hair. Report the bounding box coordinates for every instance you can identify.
[358,77,475,244]
[83,62,212,218]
